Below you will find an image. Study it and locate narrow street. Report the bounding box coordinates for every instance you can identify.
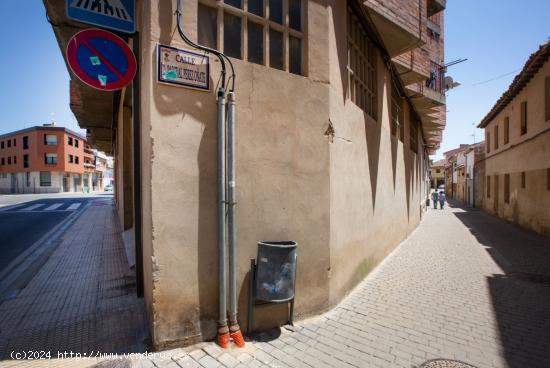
[146,202,549,368]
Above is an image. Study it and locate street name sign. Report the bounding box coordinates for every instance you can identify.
[157,44,210,91]
[66,28,137,91]
[66,0,136,34]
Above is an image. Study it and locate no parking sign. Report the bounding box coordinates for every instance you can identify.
[66,28,136,91]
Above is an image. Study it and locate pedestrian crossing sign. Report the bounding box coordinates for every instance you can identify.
[66,0,135,34]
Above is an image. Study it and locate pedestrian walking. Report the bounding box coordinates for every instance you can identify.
[439,191,446,209]
[431,190,439,209]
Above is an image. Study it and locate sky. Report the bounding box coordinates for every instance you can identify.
[0,1,548,157]
[0,1,84,136]
[440,0,549,159]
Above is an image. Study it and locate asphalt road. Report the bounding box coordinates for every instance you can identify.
[0,193,111,272]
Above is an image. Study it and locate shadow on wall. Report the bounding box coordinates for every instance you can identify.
[390,135,398,193]
[451,202,550,367]
[153,0,220,343]
[403,140,414,221]
[362,65,387,213]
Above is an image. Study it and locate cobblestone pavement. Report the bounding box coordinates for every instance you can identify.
[136,202,550,368]
[0,199,149,363]
[3,201,550,368]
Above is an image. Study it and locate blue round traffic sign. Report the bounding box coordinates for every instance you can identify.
[66,28,136,91]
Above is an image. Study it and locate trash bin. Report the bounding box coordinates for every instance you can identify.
[255,241,297,302]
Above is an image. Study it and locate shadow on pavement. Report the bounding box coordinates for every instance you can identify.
[450,199,550,367]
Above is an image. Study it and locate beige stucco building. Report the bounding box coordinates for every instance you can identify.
[44,0,447,349]
[430,159,445,188]
[478,42,550,236]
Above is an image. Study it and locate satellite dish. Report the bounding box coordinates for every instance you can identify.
[445,76,461,91]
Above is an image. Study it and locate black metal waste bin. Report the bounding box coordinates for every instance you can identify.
[255,241,297,302]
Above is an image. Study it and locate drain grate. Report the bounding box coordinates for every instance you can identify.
[420,359,478,368]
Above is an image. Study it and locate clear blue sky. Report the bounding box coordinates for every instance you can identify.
[0,1,84,136]
[0,1,548,156]
[440,0,549,159]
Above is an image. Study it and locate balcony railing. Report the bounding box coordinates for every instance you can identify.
[425,61,445,94]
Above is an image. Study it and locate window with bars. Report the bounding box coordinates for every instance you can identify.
[198,0,304,75]
[391,85,404,141]
[347,7,377,119]
[40,171,51,187]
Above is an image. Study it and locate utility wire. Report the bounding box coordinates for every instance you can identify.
[460,68,521,88]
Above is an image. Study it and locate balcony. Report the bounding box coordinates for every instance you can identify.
[427,0,446,17]
[363,0,425,57]
[84,162,96,170]
[392,50,430,86]
[406,61,445,107]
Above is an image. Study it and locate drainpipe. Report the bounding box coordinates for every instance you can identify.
[227,91,244,347]
[217,88,228,342]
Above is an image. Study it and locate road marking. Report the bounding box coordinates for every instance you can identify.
[44,203,64,211]
[67,203,81,211]
[0,204,26,212]
[20,204,45,211]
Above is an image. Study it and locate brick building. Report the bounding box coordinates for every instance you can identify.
[0,124,95,193]
[44,0,447,349]
[478,42,550,236]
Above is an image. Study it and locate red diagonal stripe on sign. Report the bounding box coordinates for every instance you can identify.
[80,37,124,80]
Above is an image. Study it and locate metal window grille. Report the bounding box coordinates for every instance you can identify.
[391,86,404,141]
[347,7,377,119]
[40,171,52,187]
[198,0,305,75]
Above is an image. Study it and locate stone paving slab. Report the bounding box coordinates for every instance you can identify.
[130,203,550,368]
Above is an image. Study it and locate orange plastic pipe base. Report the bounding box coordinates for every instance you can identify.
[230,329,245,348]
[217,332,230,348]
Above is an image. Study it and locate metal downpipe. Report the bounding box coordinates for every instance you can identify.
[217,88,228,338]
[227,92,245,346]
[227,92,237,325]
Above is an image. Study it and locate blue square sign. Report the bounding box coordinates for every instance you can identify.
[66,0,135,34]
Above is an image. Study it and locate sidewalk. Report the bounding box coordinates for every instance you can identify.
[0,199,149,364]
[3,201,550,368]
[136,201,550,368]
